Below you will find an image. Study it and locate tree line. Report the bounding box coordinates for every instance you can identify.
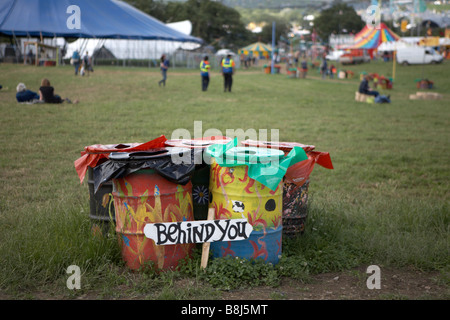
[124,0,365,50]
[124,0,255,50]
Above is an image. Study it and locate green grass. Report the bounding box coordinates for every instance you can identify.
[0,59,448,299]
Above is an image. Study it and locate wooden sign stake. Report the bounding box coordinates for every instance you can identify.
[200,208,215,270]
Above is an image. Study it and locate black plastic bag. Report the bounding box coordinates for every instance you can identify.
[93,147,204,194]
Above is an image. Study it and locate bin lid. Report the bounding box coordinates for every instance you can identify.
[74,135,168,184]
[165,136,231,149]
[205,138,308,191]
[109,147,191,161]
[224,146,284,164]
[241,139,315,153]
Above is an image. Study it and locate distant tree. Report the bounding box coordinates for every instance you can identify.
[259,18,291,44]
[124,0,252,49]
[314,1,365,42]
[124,0,167,21]
[164,0,253,49]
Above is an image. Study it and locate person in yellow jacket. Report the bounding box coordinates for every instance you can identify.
[200,56,211,91]
[221,54,235,92]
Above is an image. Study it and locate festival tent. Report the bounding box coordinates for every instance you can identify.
[351,23,401,50]
[239,42,272,58]
[348,23,401,58]
[63,20,201,60]
[0,0,202,43]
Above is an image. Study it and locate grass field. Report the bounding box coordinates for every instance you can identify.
[0,58,448,300]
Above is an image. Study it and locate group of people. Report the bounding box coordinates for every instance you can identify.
[158,54,236,92]
[320,57,337,79]
[71,50,93,76]
[200,54,235,92]
[16,79,78,104]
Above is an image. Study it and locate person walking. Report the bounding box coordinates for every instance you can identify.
[71,50,81,75]
[158,54,169,87]
[300,58,308,78]
[221,54,235,92]
[200,56,211,91]
[320,56,328,79]
[82,51,93,76]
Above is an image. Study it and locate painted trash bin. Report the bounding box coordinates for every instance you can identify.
[165,136,231,221]
[241,140,333,237]
[95,147,196,271]
[205,139,308,264]
[74,136,167,235]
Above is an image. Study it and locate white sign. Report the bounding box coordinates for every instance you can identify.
[144,219,253,245]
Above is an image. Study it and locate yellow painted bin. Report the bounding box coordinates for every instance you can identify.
[208,148,284,264]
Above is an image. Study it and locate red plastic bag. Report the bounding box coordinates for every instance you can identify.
[74,135,167,183]
[285,151,334,186]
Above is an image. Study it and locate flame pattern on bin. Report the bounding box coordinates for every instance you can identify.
[112,170,194,270]
[208,159,282,264]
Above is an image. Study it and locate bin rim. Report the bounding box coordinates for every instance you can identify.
[84,142,143,154]
[241,139,315,152]
[109,147,191,161]
[224,146,284,164]
[165,136,232,149]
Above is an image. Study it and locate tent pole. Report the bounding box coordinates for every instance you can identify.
[271,21,275,74]
[392,50,396,80]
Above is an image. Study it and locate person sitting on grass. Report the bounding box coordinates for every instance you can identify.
[16,83,40,103]
[359,75,390,103]
[39,78,78,104]
[359,75,379,97]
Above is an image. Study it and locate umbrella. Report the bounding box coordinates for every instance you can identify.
[216,49,235,56]
[239,42,272,58]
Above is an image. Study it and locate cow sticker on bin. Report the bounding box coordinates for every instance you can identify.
[202,138,309,265]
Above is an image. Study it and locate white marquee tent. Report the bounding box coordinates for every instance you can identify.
[64,20,201,60]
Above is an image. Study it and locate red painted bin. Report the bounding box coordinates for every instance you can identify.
[241,140,333,237]
[74,136,167,235]
[109,148,195,271]
[165,136,231,221]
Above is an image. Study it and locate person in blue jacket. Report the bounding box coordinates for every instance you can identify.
[72,50,81,75]
[221,54,235,92]
[16,83,39,103]
[158,54,170,87]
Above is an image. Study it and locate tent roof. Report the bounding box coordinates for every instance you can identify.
[0,0,203,43]
[351,23,400,49]
[239,42,272,53]
[63,21,201,60]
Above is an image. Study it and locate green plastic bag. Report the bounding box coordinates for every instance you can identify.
[205,138,308,191]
